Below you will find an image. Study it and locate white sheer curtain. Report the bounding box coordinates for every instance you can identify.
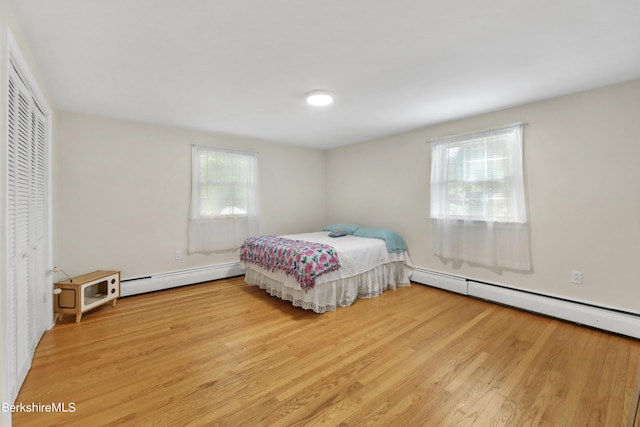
[188,145,259,253]
[430,124,531,271]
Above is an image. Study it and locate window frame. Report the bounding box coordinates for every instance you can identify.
[430,123,526,224]
[191,145,258,221]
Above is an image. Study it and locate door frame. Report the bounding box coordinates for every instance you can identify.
[1,27,53,414]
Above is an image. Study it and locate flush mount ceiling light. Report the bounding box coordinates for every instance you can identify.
[305,90,335,106]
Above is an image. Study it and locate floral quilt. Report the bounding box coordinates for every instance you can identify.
[240,235,341,291]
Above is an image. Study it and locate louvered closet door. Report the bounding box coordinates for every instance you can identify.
[6,62,47,401]
[31,101,48,336]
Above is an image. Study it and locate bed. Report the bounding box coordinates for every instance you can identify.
[240,224,414,313]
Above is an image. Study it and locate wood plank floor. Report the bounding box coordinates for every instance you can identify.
[13,276,640,426]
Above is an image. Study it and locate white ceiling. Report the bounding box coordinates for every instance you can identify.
[9,0,640,149]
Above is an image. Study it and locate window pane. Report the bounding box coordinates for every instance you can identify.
[431,125,525,222]
[195,148,257,217]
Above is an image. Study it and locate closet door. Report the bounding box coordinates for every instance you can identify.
[5,62,48,402]
[31,103,48,338]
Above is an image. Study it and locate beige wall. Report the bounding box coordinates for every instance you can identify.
[326,78,640,315]
[56,111,327,279]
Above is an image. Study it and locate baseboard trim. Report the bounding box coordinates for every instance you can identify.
[121,262,245,297]
[412,268,640,340]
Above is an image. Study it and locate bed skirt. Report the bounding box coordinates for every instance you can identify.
[243,261,413,313]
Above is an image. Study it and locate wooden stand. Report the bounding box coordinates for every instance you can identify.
[54,270,120,323]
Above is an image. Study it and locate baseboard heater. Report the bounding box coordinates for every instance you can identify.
[120,262,245,297]
[411,268,468,295]
[412,268,640,340]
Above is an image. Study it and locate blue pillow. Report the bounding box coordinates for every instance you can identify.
[353,227,408,253]
[328,230,349,238]
[323,224,360,234]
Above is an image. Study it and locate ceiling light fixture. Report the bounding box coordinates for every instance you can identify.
[305,90,335,106]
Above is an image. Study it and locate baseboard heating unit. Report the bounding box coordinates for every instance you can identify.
[411,268,468,295]
[412,268,640,340]
[121,262,245,297]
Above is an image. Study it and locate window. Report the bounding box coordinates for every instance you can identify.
[430,124,530,270]
[188,145,259,252]
[430,124,526,222]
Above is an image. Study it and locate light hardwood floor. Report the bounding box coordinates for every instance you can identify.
[13,277,640,426]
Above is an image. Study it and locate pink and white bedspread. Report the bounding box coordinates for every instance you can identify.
[239,235,341,291]
[241,232,415,313]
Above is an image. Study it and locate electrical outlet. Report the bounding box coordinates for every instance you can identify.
[175,250,182,261]
[571,270,582,284]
